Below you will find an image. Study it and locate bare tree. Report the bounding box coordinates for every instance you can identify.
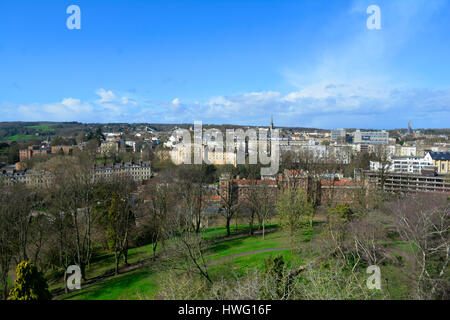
[388,193,449,299]
[219,180,240,237]
[347,213,388,267]
[140,181,175,258]
[254,183,276,239]
[47,156,95,281]
[95,176,137,275]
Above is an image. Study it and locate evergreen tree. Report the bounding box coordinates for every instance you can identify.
[8,261,51,300]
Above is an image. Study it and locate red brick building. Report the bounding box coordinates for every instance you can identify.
[19,145,50,162]
[51,145,74,155]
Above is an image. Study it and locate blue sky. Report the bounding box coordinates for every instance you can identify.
[0,0,449,129]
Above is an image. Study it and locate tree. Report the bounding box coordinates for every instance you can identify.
[0,187,18,299]
[8,261,51,300]
[219,180,240,237]
[244,180,259,236]
[372,145,392,191]
[389,194,449,299]
[178,164,214,233]
[246,181,276,239]
[163,230,213,284]
[47,156,95,282]
[276,188,315,247]
[321,204,354,262]
[96,177,137,275]
[141,182,174,258]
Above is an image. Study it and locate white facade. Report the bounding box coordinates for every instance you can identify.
[371,156,432,174]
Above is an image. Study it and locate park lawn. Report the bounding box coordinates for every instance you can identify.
[378,264,414,300]
[26,124,55,132]
[57,222,322,300]
[205,225,318,263]
[202,223,279,241]
[205,230,289,262]
[207,249,302,280]
[5,135,37,141]
[60,267,160,300]
[49,242,158,292]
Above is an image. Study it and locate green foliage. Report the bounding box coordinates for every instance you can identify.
[8,261,51,300]
[264,254,285,279]
[328,204,353,224]
[277,188,315,239]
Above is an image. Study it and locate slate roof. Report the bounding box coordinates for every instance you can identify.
[428,152,450,161]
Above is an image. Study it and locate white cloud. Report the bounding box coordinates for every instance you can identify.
[95,89,116,104]
[1,83,449,129]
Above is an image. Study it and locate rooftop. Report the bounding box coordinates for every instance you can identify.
[428,152,450,161]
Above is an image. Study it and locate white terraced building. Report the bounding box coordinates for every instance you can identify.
[370,156,433,174]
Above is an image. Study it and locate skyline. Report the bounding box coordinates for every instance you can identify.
[1,0,450,129]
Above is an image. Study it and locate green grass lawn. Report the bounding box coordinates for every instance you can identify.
[55,221,414,300]
[56,225,318,300]
[205,229,291,262]
[5,135,37,141]
[202,223,279,241]
[60,267,160,300]
[49,242,158,293]
[25,124,55,132]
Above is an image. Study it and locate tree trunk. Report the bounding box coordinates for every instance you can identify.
[80,262,87,281]
[152,242,158,259]
[123,248,128,265]
[114,252,120,275]
[249,212,254,236]
[262,219,266,240]
[1,275,8,300]
[226,218,231,237]
[64,270,69,294]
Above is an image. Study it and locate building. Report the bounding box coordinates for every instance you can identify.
[99,141,119,155]
[219,177,279,206]
[353,130,389,145]
[19,145,50,162]
[424,152,450,174]
[94,161,152,182]
[331,129,346,142]
[51,145,74,155]
[398,146,417,157]
[365,171,450,194]
[370,156,433,174]
[321,178,372,207]
[1,161,152,186]
[169,143,237,166]
[0,169,53,187]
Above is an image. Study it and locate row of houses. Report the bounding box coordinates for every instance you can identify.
[1,161,152,187]
[370,152,450,175]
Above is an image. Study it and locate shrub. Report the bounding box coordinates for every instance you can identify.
[8,261,52,300]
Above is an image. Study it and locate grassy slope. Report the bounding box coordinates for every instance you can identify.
[5,135,37,141]
[57,222,414,300]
